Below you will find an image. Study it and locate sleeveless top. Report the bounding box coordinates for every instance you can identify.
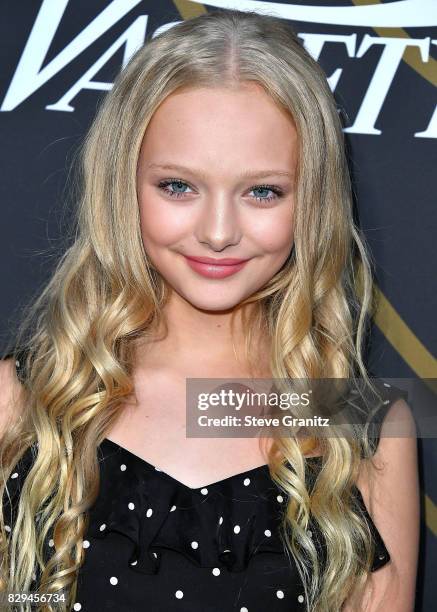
[2,350,409,611]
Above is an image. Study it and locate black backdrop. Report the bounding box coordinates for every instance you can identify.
[1,2,436,608]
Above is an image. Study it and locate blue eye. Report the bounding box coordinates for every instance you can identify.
[250,185,283,203]
[157,179,283,204]
[158,179,193,198]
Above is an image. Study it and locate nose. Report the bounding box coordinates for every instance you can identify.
[195,194,242,252]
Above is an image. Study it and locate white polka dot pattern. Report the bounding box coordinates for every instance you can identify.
[1,382,399,611]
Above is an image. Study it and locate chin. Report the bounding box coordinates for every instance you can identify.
[178,289,247,313]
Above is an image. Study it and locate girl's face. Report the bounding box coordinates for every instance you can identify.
[136,83,298,312]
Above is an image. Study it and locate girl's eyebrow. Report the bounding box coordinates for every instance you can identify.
[147,162,294,180]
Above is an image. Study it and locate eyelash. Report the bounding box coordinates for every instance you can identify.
[157,178,284,204]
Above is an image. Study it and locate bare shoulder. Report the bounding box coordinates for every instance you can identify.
[350,398,420,611]
[0,357,26,438]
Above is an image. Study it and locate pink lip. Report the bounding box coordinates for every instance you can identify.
[184,255,250,265]
[183,255,251,278]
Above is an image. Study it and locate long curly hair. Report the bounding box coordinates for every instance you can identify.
[1,9,385,611]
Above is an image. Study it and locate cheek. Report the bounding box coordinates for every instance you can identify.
[246,208,294,255]
[138,190,191,246]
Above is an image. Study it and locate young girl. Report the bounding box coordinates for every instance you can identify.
[0,9,419,612]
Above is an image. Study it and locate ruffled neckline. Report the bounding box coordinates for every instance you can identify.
[4,438,389,578]
[84,438,326,576]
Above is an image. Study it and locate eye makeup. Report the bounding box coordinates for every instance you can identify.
[157,178,286,205]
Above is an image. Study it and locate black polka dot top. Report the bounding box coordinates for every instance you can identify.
[3,349,409,611]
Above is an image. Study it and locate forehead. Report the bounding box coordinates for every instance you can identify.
[138,84,299,177]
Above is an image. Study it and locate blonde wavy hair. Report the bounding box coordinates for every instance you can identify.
[1,9,386,612]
